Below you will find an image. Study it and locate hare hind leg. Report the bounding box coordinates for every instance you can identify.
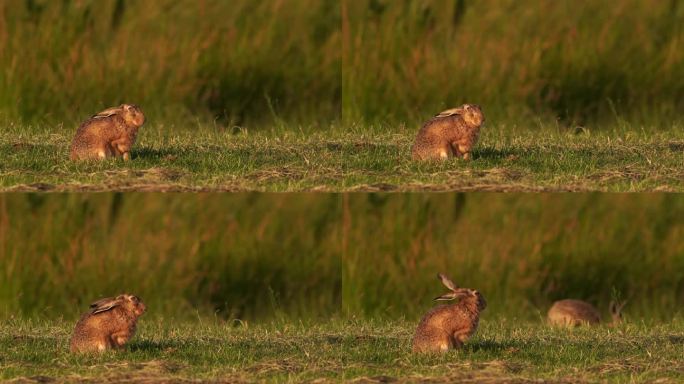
[71,137,112,160]
[95,142,117,159]
[83,335,112,353]
[413,329,453,353]
[435,143,454,160]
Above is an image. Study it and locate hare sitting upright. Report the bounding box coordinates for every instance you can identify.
[412,273,487,353]
[70,104,146,161]
[69,294,146,353]
[547,299,625,327]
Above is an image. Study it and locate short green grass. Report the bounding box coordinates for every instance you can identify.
[3,317,684,383]
[3,124,684,192]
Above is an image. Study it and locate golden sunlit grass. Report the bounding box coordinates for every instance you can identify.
[3,319,684,383]
[2,124,684,192]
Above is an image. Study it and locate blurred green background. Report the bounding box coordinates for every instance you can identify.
[0,0,340,128]
[0,194,342,321]
[3,0,682,132]
[342,194,684,320]
[343,0,684,129]
[3,194,684,321]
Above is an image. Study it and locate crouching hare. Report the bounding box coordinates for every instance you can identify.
[411,104,485,161]
[69,294,146,353]
[70,104,145,161]
[412,273,487,353]
[547,299,625,327]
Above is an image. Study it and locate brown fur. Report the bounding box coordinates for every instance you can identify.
[412,274,487,353]
[69,104,145,161]
[547,299,624,327]
[411,104,485,161]
[69,294,146,353]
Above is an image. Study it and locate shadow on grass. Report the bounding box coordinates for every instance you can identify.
[131,147,183,160]
[0,143,58,154]
[128,339,181,352]
[465,339,520,353]
[665,335,684,344]
[473,146,519,160]
[321,142,398,152]
[2,335,63,349]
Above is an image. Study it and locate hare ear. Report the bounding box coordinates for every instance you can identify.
[437,273,459,292]
[89,297,122,314]
[610,300,626,315]
[435,107,465,118]
[434,290,468,301]
[93,107,119,118]
[89,297,113,308]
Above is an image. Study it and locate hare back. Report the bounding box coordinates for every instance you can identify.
[548,300,601,325]
[416,303,479,334]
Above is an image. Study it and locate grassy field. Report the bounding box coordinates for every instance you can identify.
[5,193,682,319]
[1,1,683,191]
[342,194,684,320]
[3,124,684,192]
[0,194,341,320]
[343,0,684,126]
[3,318,684,383]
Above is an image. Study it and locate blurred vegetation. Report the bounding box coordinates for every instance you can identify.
[342,194,684,320]
[0,0,340,128]
[3,194,684,321]
[343,0,684,129]
[3,0,682,132]
[0,194,342,320]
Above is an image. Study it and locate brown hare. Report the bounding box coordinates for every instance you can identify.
[70,104,145,161]
[69,294,146,353]
[412,273,487,353]
[411,104,485,161]
[547,299,625,327]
